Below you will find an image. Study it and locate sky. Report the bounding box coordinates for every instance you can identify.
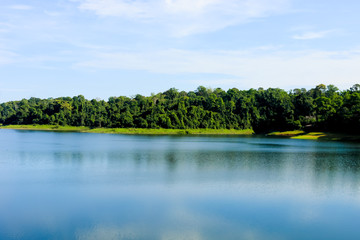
[1,0,360,102]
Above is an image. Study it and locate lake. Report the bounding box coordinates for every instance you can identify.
[0,129,360,240]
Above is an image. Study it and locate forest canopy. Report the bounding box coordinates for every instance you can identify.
[1,84,359,133]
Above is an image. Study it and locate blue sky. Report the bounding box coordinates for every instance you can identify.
[1,0,360,102]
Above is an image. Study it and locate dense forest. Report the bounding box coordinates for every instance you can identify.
[1,84,359,133]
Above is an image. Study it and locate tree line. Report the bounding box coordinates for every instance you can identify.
[1,84,359,133]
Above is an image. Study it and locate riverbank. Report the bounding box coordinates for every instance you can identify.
[267,130,360,142]
[0,125,254,135]
[2,125,360,141]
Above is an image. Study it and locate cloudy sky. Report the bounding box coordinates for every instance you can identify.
[1,0,360,102]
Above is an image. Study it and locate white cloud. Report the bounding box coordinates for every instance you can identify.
[78,0,152,18]
[9,5,33,10]
[292,30,334,40]
[0,50,17,65]
[77,0,291,36]
[44,10,63,17]
[75,48,360,89]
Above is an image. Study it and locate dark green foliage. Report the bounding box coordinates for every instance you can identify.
[1,84,359,133]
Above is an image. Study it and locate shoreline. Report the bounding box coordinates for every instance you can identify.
[0,125,254,135]
[267,130,360,142]
[1,125,360,141]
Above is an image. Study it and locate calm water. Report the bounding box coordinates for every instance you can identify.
[0,130,360,240]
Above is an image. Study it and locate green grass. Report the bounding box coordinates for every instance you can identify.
[267,130,305,137]
[268,130,360,141]
[2,125,359,141]
[0,125,90,132]
[291,132,327,140]
[0,125,254,135]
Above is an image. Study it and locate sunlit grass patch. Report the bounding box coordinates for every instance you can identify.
[268,130,305,136]
[268,130,360,141]
[1,125,254,135]
[0,124,90,132]
[291,132,326,140]
[87,127,254,135]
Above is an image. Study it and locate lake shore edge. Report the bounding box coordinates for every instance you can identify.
[0,124,254,135]
[1,125,360,141]
[267,130,360,142]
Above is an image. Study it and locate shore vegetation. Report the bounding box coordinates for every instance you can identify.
[0,124,254,135]
[1,84,359,138]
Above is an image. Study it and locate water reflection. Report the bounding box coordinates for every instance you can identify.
[5,132,360,194]
[1,130,360,240]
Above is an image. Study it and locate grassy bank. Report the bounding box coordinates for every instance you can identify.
[268,130,360,141]
[0,125,254,135]
[2,125,359,141]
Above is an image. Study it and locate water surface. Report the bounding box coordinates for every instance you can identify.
[0,129,360,240]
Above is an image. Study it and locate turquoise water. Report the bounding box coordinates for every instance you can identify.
[0,129,360,240]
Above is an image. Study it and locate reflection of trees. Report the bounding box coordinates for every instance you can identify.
[47,146,360,192]
[313,152,360,173]
[37,136,360,194]
[53,151,84,163]
[165,152,177,172]
[128,148,360,192]
[52,151,110,165]
[311,152,360,190]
